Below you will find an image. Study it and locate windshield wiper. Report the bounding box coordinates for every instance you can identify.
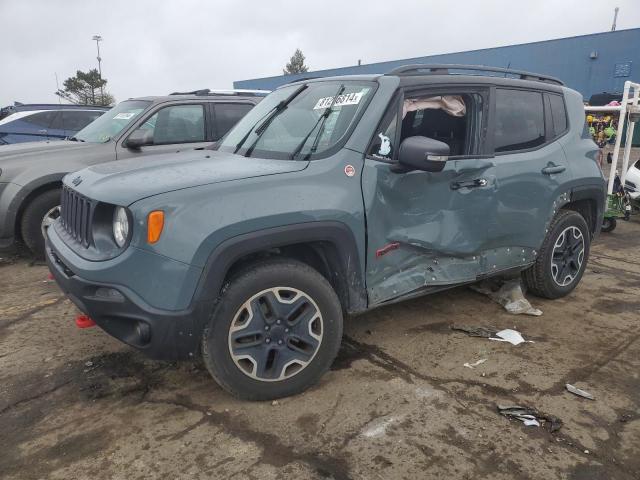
[239,84,308,157]
[67,136,85,142]
[289,84,345,160]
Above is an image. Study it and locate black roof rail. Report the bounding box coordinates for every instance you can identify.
[386,64,564,86]
[170,89,212,96]
[169,89,270,97]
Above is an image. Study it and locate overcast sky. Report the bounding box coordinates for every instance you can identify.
[1,0,639,106]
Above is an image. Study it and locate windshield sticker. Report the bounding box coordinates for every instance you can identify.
[378,133,391,156]
[113,112,137,120]
[314,91,364,110]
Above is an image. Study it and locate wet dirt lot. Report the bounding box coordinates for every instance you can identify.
[1,221,639,480]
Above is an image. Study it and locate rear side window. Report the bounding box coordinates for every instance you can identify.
[494,89,545,153]
[214,103,254,140]
[22,111,58,129]
[548,94,568,136]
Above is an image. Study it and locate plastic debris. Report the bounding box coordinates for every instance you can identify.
[451,325,499,338]
[566,384,595,400]
[490,329,533,346]
[498,404,562,432]
[452,325,532,345]
[463,358,487,369]
[471,278,542,316]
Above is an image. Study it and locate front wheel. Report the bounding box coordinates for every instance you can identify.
[601,217,617,233]
[523,210,590,299]
[202,259,343,400]
[20,189,61,257]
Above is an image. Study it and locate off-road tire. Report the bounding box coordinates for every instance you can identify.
[523,210,590,299]
[201,258,343,401]
[20,189,61,258]
[601,217,617,233]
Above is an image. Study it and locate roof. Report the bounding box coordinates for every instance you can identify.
[3,103,109,112]
[128,92,267,103]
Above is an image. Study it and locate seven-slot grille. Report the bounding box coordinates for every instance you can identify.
[60,186,93,247]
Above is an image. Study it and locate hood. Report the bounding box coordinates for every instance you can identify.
[0,139,97,160]
[67,149,309,205]
[0,140,105,183]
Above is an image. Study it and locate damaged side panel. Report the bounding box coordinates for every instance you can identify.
[362,158,502,304]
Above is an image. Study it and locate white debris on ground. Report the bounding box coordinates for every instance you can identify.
[360,416,401,438]
[463,358,487,369]
[490,329,533,346]
[471,278,542,316]
[566,384,595,400]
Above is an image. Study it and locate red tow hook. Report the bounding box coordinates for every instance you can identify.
[75,315,96,329]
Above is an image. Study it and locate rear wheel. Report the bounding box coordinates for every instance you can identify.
[20,189,61,257]
[523,210,590,299]
[601,217,617,233]
[201,259,343,400]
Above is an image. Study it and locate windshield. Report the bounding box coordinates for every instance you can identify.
[219,81,375,159]
[74,100,151,143]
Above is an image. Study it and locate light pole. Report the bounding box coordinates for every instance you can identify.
[92,35,103,103]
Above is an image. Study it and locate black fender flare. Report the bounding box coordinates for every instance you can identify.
[570,183,606,237]
[191,221,368,316]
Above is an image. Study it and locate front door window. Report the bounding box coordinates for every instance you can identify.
[137,104,205,145]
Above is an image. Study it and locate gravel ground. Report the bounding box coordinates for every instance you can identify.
[1,220,639,480]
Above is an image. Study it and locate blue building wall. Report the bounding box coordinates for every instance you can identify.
[234,29,640,100]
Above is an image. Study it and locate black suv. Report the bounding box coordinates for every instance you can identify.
[0,89,265,255]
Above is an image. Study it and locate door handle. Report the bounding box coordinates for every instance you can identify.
[450,178,488,190]
[541,164,566,175]
[38,129,47,134]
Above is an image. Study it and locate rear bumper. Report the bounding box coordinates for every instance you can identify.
[46,236,213,361]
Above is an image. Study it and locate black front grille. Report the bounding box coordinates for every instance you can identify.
[60,186,93,247]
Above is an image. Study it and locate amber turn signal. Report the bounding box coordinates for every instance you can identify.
[147,210,164,244]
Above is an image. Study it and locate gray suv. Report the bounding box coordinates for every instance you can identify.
[46,65,605,400]
[0,90,264,255]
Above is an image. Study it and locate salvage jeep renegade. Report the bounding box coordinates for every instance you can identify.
[47,65,605,400]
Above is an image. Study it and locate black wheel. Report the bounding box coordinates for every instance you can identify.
[523,210,590,299]
[601,217,617,233]
[20,189,61,257]
[201,259,343,401]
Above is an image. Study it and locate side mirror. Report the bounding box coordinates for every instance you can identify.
[125,129,153,149]
[397,136,450,172]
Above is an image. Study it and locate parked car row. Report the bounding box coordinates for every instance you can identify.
[0,104,108,144]
[2,66,607,400]
[0,90,265,254]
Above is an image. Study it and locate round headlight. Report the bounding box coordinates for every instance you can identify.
[113,207,130,248]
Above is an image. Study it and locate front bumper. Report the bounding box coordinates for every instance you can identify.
[46,237,213,361]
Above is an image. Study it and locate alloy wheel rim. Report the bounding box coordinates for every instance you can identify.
[41,205,61,239]
[550,226,585,287]
[228,287,323,382]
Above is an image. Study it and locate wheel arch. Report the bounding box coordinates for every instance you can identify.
[192,222,368,318]
[564,184,606,238]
